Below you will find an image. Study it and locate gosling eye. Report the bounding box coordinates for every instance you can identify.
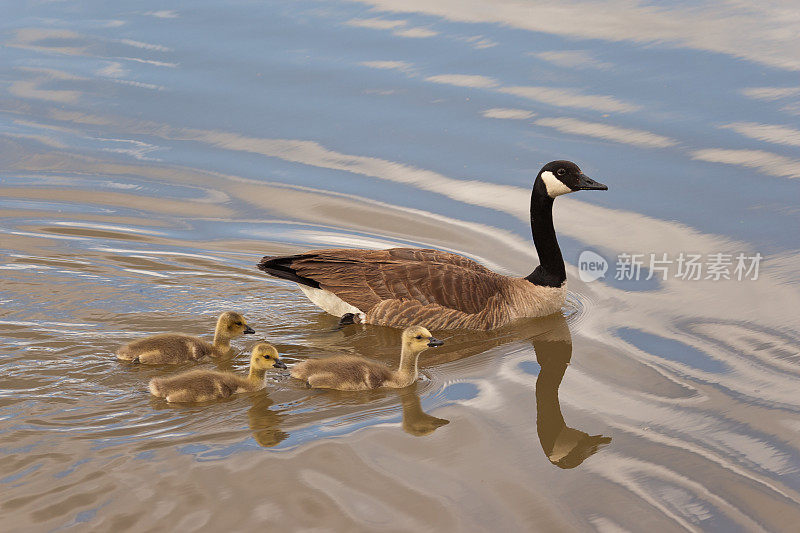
[557,168,566,176]
[415,335,423,339]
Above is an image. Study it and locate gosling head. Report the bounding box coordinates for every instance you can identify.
[250,342,287,370]
[217,311,256,338]
[535,160,608,199]
[402,326,444,353]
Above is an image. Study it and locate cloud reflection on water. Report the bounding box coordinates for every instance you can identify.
[349,0,800,71]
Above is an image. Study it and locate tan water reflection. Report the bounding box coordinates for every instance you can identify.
[397,384,450,437]
[246,392,289,447]
[531,318,611,469]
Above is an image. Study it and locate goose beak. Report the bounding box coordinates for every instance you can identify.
[427,337,444,347]
[576,173,608,191]
[273,360,287,369]
[243,325,256,334]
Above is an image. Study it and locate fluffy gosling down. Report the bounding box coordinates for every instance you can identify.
[149,343,287,403]
[116,311,255,364]
[291,326,443,391]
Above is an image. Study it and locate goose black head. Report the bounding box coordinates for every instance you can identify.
[535,160,607,199]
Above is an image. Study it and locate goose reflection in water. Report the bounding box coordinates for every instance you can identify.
[245,377,448,443]
[417,312,611,467]
[397,383,449,436]
[530,315,611,468]
[247,391,289,447]
[244,312,606,447]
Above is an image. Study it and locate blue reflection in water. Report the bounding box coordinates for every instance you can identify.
[442,382,479,401]
[617,327,729,373]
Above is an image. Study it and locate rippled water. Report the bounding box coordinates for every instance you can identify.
[2,1,800,530]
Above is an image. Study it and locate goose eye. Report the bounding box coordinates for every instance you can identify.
[415,335,423,339]
[557,168,566,176]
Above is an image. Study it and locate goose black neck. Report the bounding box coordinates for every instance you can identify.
[525,186,566,287]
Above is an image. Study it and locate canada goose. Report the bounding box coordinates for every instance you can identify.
[148,343,287,403]
[116,311,256,364]
[258,160,607,330]
[290,326,443,390]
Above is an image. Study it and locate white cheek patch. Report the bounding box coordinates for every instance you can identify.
[541,171,573,198]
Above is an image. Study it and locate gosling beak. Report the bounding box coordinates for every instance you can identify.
[243,325,256,334]
[576,173,608,191]
[273,360,287,370]
[427,337,444,347]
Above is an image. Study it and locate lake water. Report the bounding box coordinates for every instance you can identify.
[2,1,800,531]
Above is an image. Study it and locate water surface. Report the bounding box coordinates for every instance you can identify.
[2,1,800,531]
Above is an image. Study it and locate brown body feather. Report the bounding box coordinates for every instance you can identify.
[258,248,565,330]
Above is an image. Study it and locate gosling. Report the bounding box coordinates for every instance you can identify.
[148,343,287,403]
[291,326,443,390]
[116,311,256,364]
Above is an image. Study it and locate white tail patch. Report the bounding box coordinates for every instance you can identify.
[541,171,572,198]
[298,285,365,320]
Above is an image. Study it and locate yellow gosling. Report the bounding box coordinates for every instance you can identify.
[148,343,287,403]
[116,311,255,364]
[290,326,443,391]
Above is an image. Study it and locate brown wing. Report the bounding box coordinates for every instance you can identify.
[258,248,505,315]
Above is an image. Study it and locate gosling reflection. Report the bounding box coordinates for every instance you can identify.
[247,391,288,448]
[532,316,611,468]
[304,312,607,448]
[397,383,449,436]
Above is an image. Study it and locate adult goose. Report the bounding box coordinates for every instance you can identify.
[258,161,607,330]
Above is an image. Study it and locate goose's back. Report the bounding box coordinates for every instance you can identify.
[262,248,505,310]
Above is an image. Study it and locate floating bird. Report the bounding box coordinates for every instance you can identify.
[290,326,442,390]
[148,342,287,403]
[116,311,255,364]
[258,161,607,330]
